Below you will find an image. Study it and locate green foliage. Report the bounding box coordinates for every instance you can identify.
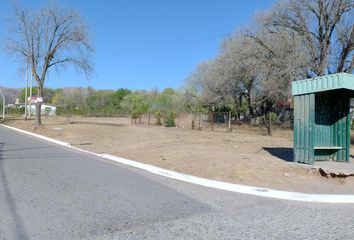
[165,111,176,127]
[236,102,248,115]
[110,88,131,110]
[154,88,181,124]
[51,90,65,107]
[260,112,278,127]
[19,88,37,103]
[23,86,204,125]
[154,110,162,125]
[44,87,132,117]
[86,90,114,113]
[44,88,57,103]
[120,93,149,119]
[156,88,176,113]
[194,105,209,114]
[19,87,59,103]
[3,107,25,116]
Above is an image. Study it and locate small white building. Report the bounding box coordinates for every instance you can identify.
[28,104,56,116]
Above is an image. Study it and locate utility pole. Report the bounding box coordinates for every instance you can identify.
[25,60,28,120]
[0,88,5,119]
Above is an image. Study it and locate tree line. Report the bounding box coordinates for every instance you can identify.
[16,87,183,127]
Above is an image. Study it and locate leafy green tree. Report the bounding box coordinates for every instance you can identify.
[51,89,71,118]
[120,93,149,123]
[19,87,59,104]
[51,90,66,107]
[155,88,181,127]
[19,88,37,103]
[43,88,57,104]
[144,88,159,125]
[86,89,114,115]
[110,88,131,111]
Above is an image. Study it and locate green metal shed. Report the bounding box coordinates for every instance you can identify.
[292,73,354,165]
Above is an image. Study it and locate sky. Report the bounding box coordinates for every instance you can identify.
[0,0,276,91]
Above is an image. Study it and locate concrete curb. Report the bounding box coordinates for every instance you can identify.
[2,123,354,204]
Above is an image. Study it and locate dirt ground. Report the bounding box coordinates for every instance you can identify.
[4,116,354,194]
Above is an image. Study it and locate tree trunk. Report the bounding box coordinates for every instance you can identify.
[267,111,272,136]
[237,94,242,122]
[191,115,195,130]
[266,100,273,136]
[35,83,44,127]
[246,92,255,124]
[246,95,254,116]
[35,102,42,127]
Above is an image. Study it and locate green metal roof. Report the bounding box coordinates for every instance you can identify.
[292,73,354,96]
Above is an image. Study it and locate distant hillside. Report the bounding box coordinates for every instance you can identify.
[0,86,20,104]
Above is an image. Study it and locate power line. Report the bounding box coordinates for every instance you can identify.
[91,0,137,26]
[96,32,232,58]
[97,24,237,55]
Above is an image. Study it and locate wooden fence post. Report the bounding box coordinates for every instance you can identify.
[210,112,214,131]
[228,111,232,132]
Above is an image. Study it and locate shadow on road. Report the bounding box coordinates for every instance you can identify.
[0,142,30,240]
[263,147,294,162]
[0,145,55,153]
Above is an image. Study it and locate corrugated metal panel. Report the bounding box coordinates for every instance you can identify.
[292,73,354,96]
[313,90,350,162]
[294,93,315,164]
[293,89,352,164]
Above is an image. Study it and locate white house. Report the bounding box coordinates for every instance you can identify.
[28,104,56,116]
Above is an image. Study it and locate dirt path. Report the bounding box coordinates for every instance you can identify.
[4,116,354,194]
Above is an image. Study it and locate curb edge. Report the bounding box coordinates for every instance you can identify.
[2,123,354,204]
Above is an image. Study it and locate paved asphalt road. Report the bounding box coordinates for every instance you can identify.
[1,125,354,240]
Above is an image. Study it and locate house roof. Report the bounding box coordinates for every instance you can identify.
[292,73,354,96]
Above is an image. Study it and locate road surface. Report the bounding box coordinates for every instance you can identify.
[1,125,354,240]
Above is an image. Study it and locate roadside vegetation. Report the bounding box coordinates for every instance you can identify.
[2,0,353,192]
[3,0,353,134]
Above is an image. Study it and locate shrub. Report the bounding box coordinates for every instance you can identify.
[165,111,176,127]
[260,112,277,127]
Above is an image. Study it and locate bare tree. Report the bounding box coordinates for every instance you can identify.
[188,27,310,132]
[186,60,228,109]
[186,34,263,122]
[249,0,353,133]
[184,0,352,135]
[247,28,310,134]
[219,34,260,119]
[5,3,93,127]
[258,0,353,76]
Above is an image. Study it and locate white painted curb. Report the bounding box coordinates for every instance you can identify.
[2,123,354,204]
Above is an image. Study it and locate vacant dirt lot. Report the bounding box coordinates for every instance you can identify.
[4,116,354,194]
